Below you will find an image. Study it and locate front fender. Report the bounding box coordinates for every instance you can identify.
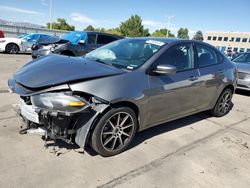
[75,103,109,148]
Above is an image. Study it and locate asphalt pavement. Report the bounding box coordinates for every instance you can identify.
[0,54,250,188]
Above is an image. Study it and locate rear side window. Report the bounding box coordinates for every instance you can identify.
[196,44,218,67]
[87,34,97,44]
[97,35,117,44]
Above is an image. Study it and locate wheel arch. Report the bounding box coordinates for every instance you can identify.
[84,100,140,148]
[211,83,235,110]
[5,42,20,52]
[223,84,235,93]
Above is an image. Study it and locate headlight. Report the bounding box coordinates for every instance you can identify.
[0,40,6,43]
[31,92,89,113]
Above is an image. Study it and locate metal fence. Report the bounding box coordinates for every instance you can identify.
[0,24,69,38]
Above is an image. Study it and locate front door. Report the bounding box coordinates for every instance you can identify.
[146,42,202,126]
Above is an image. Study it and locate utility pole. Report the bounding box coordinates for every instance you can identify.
[49,0,52,30]
[166,15,175,38]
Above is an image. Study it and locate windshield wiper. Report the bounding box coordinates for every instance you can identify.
[93,58,113,66]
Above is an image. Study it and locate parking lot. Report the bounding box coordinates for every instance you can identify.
[0,54,250,188]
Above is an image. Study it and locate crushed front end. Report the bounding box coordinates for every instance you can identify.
[12,88,109,149]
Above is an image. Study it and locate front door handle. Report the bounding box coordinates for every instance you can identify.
[188,76,199,81]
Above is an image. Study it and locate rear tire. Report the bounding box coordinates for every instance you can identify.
[211,88,233,117]
[91,107,137,157]
[5,43,19,54]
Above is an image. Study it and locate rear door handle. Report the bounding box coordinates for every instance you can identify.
[188,76,199,81]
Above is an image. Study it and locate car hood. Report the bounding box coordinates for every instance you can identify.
[234,62,250,73]
[13,54,125,89]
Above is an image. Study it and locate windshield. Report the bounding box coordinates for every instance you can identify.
[85,38,166,70]
[232,53,250,63]
[63,32,87,45]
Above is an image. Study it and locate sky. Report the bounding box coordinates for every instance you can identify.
[0,0,250,36]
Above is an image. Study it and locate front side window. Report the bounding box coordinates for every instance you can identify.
[196,44,218,67]
[85,39,165,70]
[97,35,117,44]
[155,43,194,72]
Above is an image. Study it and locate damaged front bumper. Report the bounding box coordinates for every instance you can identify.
[14,96,109,148]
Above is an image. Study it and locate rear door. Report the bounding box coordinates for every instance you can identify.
[146,42,202,126]
[195,43,225,109]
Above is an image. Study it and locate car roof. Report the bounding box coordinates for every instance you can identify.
[86,31,123,38]
[27,33,50,36]
[130,37,181,43]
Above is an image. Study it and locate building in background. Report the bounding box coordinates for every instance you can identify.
[204,31,250,56]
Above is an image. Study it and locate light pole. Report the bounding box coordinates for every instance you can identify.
[49,0,52,30]
[166,15,175,38]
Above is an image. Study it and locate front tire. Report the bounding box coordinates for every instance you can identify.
[211,88,233,117]
[91,107,137,157]
[5,43,19,54]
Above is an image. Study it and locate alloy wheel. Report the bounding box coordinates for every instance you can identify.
[100,112,135,151]
[7,44,18,54]
[218,91,232,114]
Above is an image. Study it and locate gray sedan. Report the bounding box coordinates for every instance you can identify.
[8,38,237,156]
[232,52,250,91]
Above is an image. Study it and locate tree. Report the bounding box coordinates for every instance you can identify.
[193,30,204,41]
[95,27,106,32]
[143,28,150,37]
[47,18,75,31]
[119,15,148,37]
[84,25,95,31]
[105,28,122,36]
[177,28,189,39]
[151,29,175,38]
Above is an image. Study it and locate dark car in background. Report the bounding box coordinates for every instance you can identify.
[9,38,237,156]
[232,52,250,91]
[31,31,123,59]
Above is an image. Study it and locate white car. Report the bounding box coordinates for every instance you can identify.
[0,33,51,54]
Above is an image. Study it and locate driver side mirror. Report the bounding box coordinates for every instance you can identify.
[152,64,177,75]
[79,40,85,44]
